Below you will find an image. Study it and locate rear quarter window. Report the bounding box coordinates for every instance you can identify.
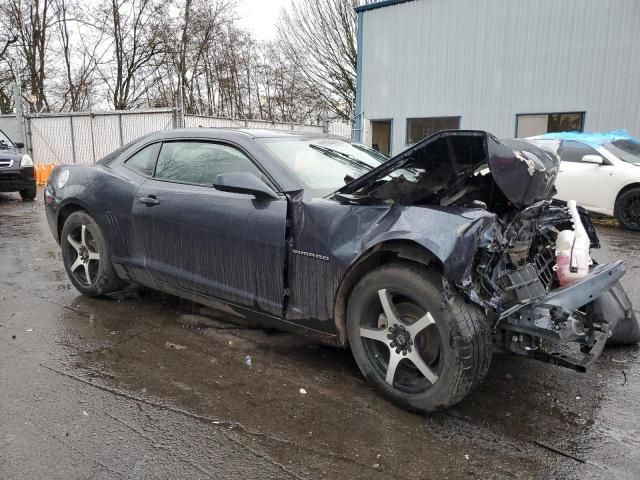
[124,143,161,176]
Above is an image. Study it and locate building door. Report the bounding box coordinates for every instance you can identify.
[371,120,392,156]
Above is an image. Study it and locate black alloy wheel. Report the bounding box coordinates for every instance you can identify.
[615,187,640,231]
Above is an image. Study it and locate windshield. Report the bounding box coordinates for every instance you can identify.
[259,137,388,192]
[603,139,640,165]
[0,129,14,148]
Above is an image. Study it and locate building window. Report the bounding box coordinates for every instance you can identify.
[406,117,460,144]
[516,112,585,138]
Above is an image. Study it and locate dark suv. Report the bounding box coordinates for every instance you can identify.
[0,128,36,200]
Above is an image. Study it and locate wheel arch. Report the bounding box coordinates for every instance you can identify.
[614,182,640,229]
[333,240,441,347]
[56,200,90,242]
[615,182,640,208]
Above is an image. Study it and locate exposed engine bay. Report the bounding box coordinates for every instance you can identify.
[334,130,634,371]
[468,199,617,371]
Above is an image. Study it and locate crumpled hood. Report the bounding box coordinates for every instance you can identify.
[335,130,560,207]
[491,137,559,205]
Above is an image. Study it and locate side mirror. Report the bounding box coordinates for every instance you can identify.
[213,172,279,199]
[14,142,24,149]
[582,154,603,165]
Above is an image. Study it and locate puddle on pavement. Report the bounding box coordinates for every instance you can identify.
[3,193,640,479]
[54,288,637,479]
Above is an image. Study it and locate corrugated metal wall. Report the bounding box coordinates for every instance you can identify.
[359,0,640,154]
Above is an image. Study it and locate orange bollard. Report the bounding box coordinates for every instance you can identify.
[44,164,54,184]
[34,164,42,185]
[34,164,56,186]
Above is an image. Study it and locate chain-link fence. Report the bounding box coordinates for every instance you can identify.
[0,110,352,165]
[28,110,175,164]
[183,114,327,133]
[0,115,21,143]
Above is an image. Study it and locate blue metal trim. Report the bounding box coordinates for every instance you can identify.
[354,0,416,13]
[354,11,364,142]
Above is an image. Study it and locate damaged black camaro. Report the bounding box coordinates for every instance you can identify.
[44,128,640,412]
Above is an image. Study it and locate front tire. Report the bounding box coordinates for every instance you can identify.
[347,262,492,413]
[19,183,37,201]
[61,211,122,296]
[614,187,640,231]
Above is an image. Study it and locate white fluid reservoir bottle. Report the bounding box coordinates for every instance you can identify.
[555,200,592,286]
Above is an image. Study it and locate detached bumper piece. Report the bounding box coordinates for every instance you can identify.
[501,261,625,371]
[517,328,608,373]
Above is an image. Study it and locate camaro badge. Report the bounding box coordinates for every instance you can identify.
[292,249,330,262]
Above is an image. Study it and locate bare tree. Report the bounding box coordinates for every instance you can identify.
[177,0,192,111]
[53,0,104,111]
[1,0,56,112]
[252,41,324,124]
[0,0,350,122]
[94,0,166,110]
[178,0,235,114]
[0,33,18,112]
[0,34,18,59]
[277,0,358,121]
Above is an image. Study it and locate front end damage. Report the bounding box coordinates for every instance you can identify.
[467,200,623,372]
[334,130,632,371]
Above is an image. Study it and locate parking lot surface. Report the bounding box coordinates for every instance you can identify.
[1,191,639,479]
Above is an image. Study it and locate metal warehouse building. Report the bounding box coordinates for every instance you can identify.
[354,0,640,156]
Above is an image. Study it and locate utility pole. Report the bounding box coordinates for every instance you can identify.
[13,80,25,145]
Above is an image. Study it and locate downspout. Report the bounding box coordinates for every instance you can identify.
[353,10,364,142]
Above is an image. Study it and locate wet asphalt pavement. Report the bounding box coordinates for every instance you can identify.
[1,190,640,480]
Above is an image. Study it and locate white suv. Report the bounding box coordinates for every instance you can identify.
[526,131,640,231]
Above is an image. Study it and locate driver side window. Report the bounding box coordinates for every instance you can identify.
[559,141,600,163]
[154,141,266,186]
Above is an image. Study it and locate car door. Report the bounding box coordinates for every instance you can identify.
[554,140,615,212]
[111,141,163,285]
[131,140,287,317]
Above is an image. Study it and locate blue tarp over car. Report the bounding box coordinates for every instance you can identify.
[531,129,640,147]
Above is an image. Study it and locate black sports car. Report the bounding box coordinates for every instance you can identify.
[0,128,37,200]
[44,128,640,412]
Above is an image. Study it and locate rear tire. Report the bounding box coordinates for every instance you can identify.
[347,262,492,413]
[61,211,123,296]
[19,183,37,201]
[614,187,640,231]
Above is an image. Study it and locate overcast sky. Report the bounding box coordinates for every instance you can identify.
[236,0,293,41]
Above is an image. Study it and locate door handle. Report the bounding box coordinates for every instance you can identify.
[138,195,160,206]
